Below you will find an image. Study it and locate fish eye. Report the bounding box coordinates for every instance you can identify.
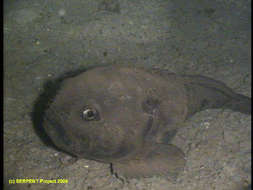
[82,108,99,121]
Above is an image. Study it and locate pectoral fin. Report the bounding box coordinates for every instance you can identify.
[112,143,185,180]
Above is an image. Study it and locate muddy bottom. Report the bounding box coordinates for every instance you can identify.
[4,0,251,190]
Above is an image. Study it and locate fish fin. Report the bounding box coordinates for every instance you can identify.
[181,75,251,116]
[112,143,185,180]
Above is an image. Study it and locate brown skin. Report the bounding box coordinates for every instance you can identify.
[43,65,251,179]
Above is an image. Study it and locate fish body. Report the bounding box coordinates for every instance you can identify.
[43,65,251,179]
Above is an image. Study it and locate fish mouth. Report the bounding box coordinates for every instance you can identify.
[43,114,72,148]
[81,141,133,161]
[44,114,131,161]
[66,130,135,162]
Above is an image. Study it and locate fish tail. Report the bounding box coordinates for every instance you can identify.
[180,75,251,116]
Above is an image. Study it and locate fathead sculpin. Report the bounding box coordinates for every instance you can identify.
[43,65,251,179]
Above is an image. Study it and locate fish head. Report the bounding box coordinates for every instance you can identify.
[44,67,153,162]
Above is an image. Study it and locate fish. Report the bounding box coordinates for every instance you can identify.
[43,65,251,179]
